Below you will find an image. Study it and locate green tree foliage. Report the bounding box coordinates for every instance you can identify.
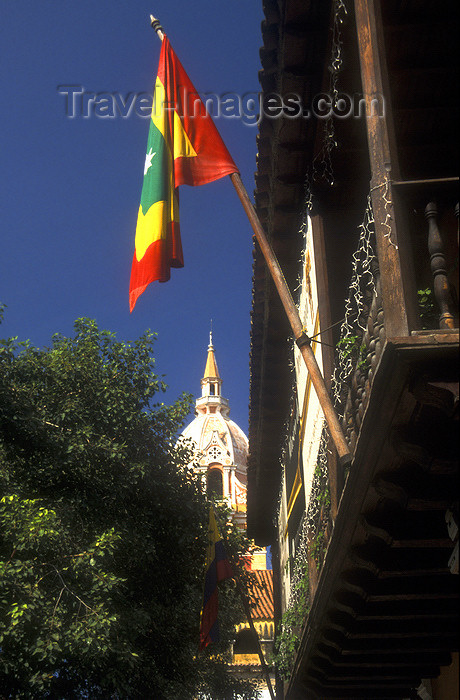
[0,312,258,699]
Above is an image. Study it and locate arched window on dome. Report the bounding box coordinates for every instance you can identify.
[233,627,259,654]
[207,468,223,499]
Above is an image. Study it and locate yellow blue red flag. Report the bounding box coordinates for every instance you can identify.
[200,506,233,648]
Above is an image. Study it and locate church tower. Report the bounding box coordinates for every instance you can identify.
[180,333,275,692]
[180,331,248,529]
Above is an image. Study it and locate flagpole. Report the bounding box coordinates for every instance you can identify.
[229,172,351,466]
[148,15,351,468]
[234,575,276,700]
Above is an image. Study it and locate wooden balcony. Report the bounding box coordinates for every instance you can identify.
[335,180,458,454]
[287,183,459,697]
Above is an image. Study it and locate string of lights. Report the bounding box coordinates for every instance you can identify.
[304,0,348,211]
[377,175,398,249]
[280,424,330,615]
[332,191,377,407]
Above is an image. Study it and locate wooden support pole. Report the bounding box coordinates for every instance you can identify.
[149,15,351,466]
[214,509,276,700]
[234,576,276,700]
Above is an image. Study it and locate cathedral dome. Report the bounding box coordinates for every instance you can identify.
[179,332,248,522]
[181,413,248,480]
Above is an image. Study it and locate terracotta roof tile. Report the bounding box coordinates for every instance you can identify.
[249,569,274,620]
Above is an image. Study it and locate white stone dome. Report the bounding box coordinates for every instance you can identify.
[181,412,248,481]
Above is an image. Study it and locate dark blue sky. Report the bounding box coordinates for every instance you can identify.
[1,1,264,433]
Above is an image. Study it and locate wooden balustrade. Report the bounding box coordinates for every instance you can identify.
[341,268,386,451]
[340,193,458,453]
[335,185,458,468]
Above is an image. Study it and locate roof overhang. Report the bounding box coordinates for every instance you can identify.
[287,332,459,697]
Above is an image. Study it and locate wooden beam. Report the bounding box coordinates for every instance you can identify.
[353,0,419,336]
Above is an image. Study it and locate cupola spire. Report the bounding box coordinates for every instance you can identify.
[196,328,229,416]
[203,327,220,385]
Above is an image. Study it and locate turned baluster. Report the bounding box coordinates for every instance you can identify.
[343,393,356,449]
[425,202,455,330]
[351,368,362,430]
[455,202,458,247]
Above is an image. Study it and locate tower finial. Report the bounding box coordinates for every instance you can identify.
[197,322,228,414]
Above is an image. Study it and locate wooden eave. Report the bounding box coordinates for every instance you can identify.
[248,0,334,545]
[286,332,459,698]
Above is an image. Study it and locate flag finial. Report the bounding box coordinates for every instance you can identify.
[150,15,165,41]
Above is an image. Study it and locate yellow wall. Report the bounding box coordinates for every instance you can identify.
[251,549,267,570]
[432,653,459,700]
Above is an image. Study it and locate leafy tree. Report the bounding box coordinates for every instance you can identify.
[0,311,258,699]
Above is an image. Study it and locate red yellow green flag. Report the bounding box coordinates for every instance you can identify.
[129,37,238,311]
